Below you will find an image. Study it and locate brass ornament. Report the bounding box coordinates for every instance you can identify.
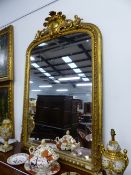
[35,11,82,39]
[100,129,129,175]
[0,118,13,152]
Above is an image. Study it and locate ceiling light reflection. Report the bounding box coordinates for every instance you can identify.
[76,83,92,87]
[62,56,72,63]
[68,63,77,69]
[82,78,90,81]
[58,77,80,81]
[31,63,40,68]
[73,68,82,73]
[56,89,68,92]
[39,85,52,88]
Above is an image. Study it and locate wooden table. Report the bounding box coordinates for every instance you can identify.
[0,142,92,175]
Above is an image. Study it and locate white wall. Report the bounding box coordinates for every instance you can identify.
[0,0,131,174]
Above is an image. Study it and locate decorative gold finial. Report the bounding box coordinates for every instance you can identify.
[35,11,82,39]
[111,129,116,141]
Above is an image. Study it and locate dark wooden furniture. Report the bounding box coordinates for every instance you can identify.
[32,95,79,140]
[0,142,92,175]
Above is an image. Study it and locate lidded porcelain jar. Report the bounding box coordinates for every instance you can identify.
[28,139,59,174]
[100,129,129,175]
[55,130,80,151]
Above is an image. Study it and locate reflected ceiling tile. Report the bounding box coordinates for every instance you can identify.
[54,80,60,83]
[82,77,90,81]
[44,72,51,77]
[62,56,72,63]
[56,89,68,92]
[39,85,52,88]
[31,63,40,68]
[38,43,47,47]
[76,83,92,86]
[58,77,80,81]
[38,68,46,73]
[78,73,86,77]
[30,56,35,61]
[73,68,82,73]
[31,89,42,92]
[68,63,77,69]
[49,76,55,79]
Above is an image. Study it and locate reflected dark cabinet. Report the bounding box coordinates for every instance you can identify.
[32,95,79,139]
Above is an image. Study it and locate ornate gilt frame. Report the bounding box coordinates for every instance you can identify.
[0,81,14,135]
[0,25,14,82]
[22,11,102,173]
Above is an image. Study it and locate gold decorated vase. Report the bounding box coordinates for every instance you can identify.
[0,118,13,152]
[100,129,129,175]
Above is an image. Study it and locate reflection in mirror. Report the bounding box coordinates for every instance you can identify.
[28,32,92,160]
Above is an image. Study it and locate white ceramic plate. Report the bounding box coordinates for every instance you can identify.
[24,160,60,175]
[7,153,29,165]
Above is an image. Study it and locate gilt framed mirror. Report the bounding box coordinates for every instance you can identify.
[22,11,102,173]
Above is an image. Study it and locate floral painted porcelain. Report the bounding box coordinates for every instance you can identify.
[55,130,80,151]
[28,139,59,174]
[100,129,129,175]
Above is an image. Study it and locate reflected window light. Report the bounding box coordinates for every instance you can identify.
[39,85,52,88]
[59,77,80,81]
[78,73,86,77]
[30,81,33,84]
[62,56,72,63]
[68,63,77,69]
[44,72,51,77]
[38,43,47,47]
[31,63,40,68]
[76,83,92,87]
[73,68,82,73]
[30,56,35,61]
[31,89,42,92]
[82,77,90,81]
[86,39,90,42]
[56,89,68,92]
[38,68,46,73]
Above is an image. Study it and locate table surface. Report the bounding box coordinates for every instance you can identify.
[0,142,93,175]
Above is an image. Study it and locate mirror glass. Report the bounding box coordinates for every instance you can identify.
[28,32,92,160]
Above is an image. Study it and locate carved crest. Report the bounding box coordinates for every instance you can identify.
[35,11,82,39]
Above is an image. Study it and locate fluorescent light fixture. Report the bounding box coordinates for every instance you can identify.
[38,68,46,73]
[54,80,60,83]
[30,56,35,61]
[82,77,90,81]
[78,73,86,77]
[73,68,82,73]
[68,63,77,69]
[58,77,80,81]
[62,56,72,63]
[31,63,40,68]
[56,89,68,92]
[49,76,55,79]
[76,83,92,87]
[30,81,33,84]
[31,89,42,92]
[38,43,47,47]
[44,72,51,77]
[39,85,52,88]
